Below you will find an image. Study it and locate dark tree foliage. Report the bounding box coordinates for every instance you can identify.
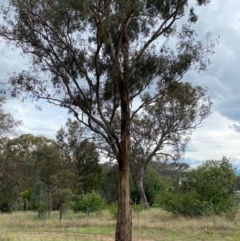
[0,133,78,214]
[185,157,236,214]
[100,163,119,202]
[0,134,63,211]
[0,97,21,192]
[56,118,85,162]
[0,0,214,240]
[131,165,167,205]
[31,141,76,215]
[75,139,102,194]
[56,119,102,194]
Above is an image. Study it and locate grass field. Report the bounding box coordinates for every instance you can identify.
[0,208,240,241]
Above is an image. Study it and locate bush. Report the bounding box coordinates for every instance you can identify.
[154,191,209,216]
[108,201,118,218]
[71,191,106,213]
[154,157,237,217]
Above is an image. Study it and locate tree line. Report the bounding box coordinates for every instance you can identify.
[0,98,239,221]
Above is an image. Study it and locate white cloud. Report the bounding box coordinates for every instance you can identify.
[3,98,70,139]
[184,112,240,165]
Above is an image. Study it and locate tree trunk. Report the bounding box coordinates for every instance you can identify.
[132,166,148,205]
[59,210,63,223]
[115,80,132,241]
[48,197,52,217]
[115,153,132,241]
[136,169,148,205]
[23,201,27,211]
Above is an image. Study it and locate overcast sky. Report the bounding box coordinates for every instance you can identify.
[0,0,240,169]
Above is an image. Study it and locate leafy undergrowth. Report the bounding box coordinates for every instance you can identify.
[0,209,240,241]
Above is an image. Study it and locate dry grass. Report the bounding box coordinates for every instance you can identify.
[0,208,240,241]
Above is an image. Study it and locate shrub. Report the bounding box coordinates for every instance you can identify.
[154,191,209,216]
[71,191,106,213]
[108,201,118,218]
[154,157,237,217]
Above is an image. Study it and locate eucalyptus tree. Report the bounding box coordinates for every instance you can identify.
[56,119,102,194]
[31,140,72,214]
[0,97,21,190]
[75,139,102,194]
[3,135,56,190]
[130,82,211,204]
[50,169,75,222]
[0,133,76,212]
[56,118,85,162]
[0,1,215,240]
[0,134,58,211]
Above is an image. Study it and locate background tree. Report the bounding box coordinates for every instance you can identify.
[4,135,56,196]
[20,188,32,211]
[31,141,75,214]
[0,134,77,213]
[56,120,102,194]
[234,175,240,191]
[152,160,189,180]
[0,1,215,240]
[75,139,102,194]
[131,165,167,205]
[56,119,85,162]
[0,97,21,190]
[130,82,211,204]
[100,163,119,203]
[0,134,47,211]
[185,157,236,214]
[50,170,75,222]
[156,157,237,216]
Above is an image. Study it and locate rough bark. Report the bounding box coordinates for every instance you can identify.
[115,81,132,241]
[115,155,132,241]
